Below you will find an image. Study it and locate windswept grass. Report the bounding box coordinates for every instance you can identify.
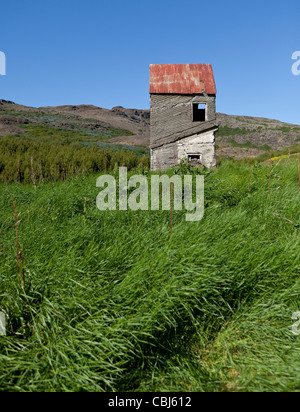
[0,136,149,184]
[0,110,140,184]
[256,144,300,162]
[0,158,299,392]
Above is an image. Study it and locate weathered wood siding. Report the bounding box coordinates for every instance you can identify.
[150,94,217,149]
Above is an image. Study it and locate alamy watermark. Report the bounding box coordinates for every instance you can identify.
[0,51,6,76]
[0,311,6,336]
[292,51,300,76]
[292,312,300,336]
[96,167,204,222]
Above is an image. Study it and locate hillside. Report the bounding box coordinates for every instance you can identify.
[1,99,299,160]
[0,100,150,147]
[216,113,300,160]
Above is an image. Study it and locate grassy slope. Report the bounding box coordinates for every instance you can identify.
[0,158,299,392]
[0,121,149,184]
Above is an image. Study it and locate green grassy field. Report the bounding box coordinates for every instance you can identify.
[0,126,149,184]
[0,157,299,392]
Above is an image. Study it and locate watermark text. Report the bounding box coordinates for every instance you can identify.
[292,51,300,76]
[96,167,204,222]
[0,312,6,336]
[292,312,300,336]
[0,51,6,76]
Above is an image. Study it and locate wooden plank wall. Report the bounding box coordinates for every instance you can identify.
[150,94,217,149]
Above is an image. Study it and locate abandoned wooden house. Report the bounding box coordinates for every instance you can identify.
[149,63,218,170]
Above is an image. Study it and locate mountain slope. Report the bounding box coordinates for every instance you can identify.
[1,99,299,159]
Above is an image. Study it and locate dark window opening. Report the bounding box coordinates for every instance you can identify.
[193,103,206,122]
[188,154,201,163]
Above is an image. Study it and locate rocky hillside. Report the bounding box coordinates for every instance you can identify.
[0,99,299,159]
[0,100,150,146]
[215,113,300,159]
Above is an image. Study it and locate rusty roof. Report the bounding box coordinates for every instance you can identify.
[149,63,216,95]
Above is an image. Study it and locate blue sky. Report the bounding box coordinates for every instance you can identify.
[0,0,299,124]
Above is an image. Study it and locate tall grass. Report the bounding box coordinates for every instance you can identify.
[0,137,149,184]
[0,158,299,392]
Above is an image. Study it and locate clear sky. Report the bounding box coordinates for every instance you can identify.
[0,0,299,124]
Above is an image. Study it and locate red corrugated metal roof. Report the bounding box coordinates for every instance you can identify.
[149,63,216,95]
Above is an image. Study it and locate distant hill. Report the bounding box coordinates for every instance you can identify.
[0,99,299,159]
[215,113,300,160]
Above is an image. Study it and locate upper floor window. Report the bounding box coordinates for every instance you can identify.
[193,103,206,122]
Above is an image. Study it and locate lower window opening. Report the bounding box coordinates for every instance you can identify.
[188,154,202,163]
